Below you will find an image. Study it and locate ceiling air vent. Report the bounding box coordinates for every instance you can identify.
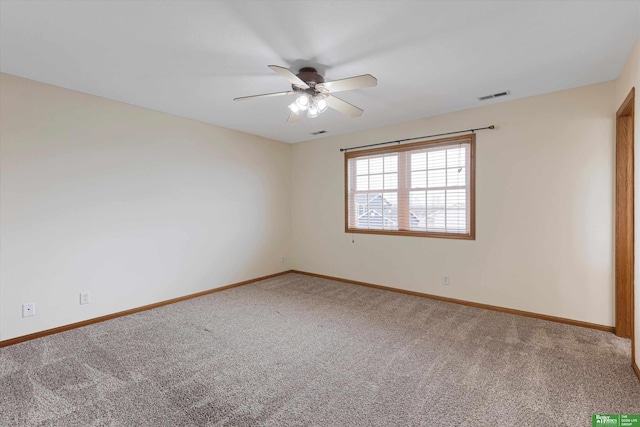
[478,90,511,101]
[310,130,327,135]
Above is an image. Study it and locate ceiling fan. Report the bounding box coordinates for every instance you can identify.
[233,65,377,122]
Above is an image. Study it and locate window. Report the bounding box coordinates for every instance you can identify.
[345,134,475,239]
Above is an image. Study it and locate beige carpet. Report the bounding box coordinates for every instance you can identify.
[1,272,639,426]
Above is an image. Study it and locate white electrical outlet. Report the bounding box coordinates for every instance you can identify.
[80,292,90,305]
[281,256,285,264]
[22,302,36,317]
[443,276,450,285]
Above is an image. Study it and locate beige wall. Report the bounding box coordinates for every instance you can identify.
[291,81,616,326]
[0,55,631,344]
[0,73,291,341]
[616,37,640,368]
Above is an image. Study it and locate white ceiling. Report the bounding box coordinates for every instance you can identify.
[1,1,639,144]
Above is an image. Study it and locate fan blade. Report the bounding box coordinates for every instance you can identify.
[325,95,364,117]
[287,112,301,123]
[316,74,377,93]
[233,91,294,101]
[268,65,310,89]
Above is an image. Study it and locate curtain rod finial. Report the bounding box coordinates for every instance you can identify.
[489,125,495,129]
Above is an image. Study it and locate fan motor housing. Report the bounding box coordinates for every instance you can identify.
[292,67,324,94]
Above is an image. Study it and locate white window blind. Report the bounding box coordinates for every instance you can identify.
[345,135,475,239]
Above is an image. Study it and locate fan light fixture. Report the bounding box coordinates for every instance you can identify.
[307,104,319,118]
[289,94,329,118]
[316,95,328,113]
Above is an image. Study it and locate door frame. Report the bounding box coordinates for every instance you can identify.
[615,87,635,350]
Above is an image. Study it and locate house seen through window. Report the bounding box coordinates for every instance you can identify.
[345,134,475,239]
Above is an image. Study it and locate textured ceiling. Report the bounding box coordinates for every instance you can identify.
[1,0,639,143]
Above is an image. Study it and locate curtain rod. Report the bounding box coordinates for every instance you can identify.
[339,125,495,152]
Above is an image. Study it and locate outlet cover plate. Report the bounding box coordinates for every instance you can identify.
[22,302,36,317]
[80,292,90,305]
